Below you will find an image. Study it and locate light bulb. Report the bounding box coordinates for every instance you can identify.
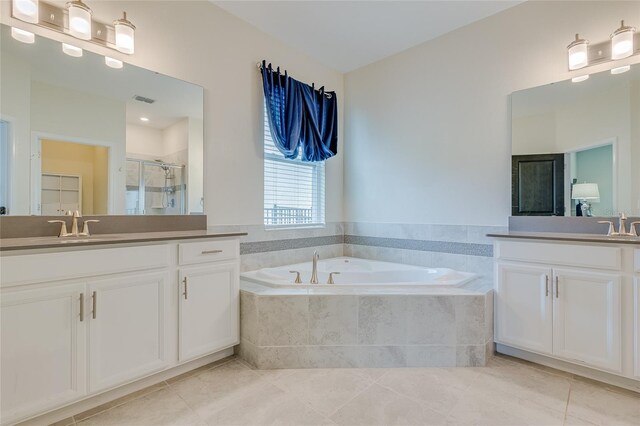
[114,12,135,54]
[11,27,35,44]
[611,20,635,60]
[567,34,588,70]
[67,0,92,40]
[12,0,39,24]
[571,75,589,83]
[62,43,83,57]
[611,65,631,75]
[105,56,123,69]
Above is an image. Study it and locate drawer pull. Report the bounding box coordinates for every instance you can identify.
[545,275,549,297]
[80,293,84,322]
[201,250,223,255]
[183,277,188,300]
[92,291,97,319]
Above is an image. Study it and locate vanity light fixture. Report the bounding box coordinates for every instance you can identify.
[611,20,635,60]
[10,0,136,57]
[114,12,135,54]
[11,27,35,44]
[611,64,631,75]
[67,0,92,40]
[571,75,589,83]
[567,34,588,70]
[104,56,123,69]
[12,0,38,24]
[62,43,83,57]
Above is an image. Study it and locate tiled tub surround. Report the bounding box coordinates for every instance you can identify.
[343,223,506,282]
[208,222,345,272]
[238,282,494,369]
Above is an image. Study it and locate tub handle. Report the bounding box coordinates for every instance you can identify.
[289,271,302,284]
[327,272,341,284]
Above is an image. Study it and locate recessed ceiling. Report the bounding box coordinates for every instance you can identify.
[213,1,523,73]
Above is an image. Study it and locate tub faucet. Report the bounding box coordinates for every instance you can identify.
[310,251,319,284]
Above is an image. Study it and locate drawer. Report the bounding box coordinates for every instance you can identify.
[496,240,621,271]
[635,249,640,273]
[179,239,238,266]
[1,244,170,286]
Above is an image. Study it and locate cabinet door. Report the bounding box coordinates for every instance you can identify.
[179,262,239,362]
[634,277,639,378]
[87,272,169,393]
[496,263,553,354]
[553,268,621,373]
[1,284,87,423]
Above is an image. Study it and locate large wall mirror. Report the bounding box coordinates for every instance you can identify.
[0,25,204,216]
[511,64,640,218]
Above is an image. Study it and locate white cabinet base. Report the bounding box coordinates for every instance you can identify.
[497,344,640,393]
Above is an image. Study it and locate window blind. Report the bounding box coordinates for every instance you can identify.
[263,104,325,227]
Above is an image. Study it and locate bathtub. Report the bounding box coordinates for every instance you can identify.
[241,256,477,288]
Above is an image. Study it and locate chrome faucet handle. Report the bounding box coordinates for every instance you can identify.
[629,222,640,237]
[289,271,302,284]
[327,272,341,284]
[48,220,71,237]
[597,221,618,236]
[79,219,100,236]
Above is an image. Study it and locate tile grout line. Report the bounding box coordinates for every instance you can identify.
[562,381,573,426]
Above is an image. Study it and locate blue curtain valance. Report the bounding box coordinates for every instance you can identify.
[260,61,337,162]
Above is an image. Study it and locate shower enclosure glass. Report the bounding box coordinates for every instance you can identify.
[125,159,186,215]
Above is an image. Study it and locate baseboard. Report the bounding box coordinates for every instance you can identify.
[496,344,640,393]
[15,348,234,426]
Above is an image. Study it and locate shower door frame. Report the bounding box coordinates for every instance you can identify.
[127,159,186,215]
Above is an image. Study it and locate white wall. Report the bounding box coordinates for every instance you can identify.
[126,124,163,159]
[2,0,344,226]
[344,1,640,226]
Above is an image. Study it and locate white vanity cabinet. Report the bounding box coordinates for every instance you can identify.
[495,238,635,380]
[635,249,640,378]
[0,236,240,425]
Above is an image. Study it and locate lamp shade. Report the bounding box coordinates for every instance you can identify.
[114,12,135,54]
[12,0,39,24]
[567,34,589,70]
[611,20,635,60]
[572,183,600,200]
[67,0,92,40]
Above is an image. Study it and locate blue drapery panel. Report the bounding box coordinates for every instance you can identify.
[260,61,337,162]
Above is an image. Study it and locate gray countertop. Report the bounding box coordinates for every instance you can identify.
[0,230,247,252]
[487,232,640,245]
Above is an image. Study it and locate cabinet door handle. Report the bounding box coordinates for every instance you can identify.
[80,293,84,322]
[182,277,188,300]
[201,250,223,255]
[555,276,559,298]
[92,291,97,319]
[545,275,549,297]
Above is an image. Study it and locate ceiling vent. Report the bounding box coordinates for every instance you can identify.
[133,95,155,104]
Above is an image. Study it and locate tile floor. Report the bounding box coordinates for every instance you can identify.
[54,355,640,426]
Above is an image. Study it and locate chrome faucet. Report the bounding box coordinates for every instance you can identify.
[310,250,319,284]
[599,213,639,236]
[48,210,100,237]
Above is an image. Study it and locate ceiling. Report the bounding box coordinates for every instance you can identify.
[213,0,523,73]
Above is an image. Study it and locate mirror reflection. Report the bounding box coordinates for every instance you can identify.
[0,24,204,216]
[511,64,640,217]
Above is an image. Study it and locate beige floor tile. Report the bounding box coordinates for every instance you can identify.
[330,383,448,426]
[269,369,374,417]
[566,378,640,426]
[377,368,479,415]
[76,388,204,426]
[447,385,565,426]
[48,417,75,426]
[563,415,598,425]
[472,361,571,413]
[206,384,333,426]
[170,363,270,421]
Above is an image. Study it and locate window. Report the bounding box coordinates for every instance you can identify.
[264,104,325,227]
